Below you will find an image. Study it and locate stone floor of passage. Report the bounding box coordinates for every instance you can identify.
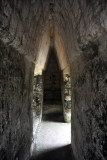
[31,112,72,160]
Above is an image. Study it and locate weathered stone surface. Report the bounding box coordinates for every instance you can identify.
[32,75,43,144]
[0,41,34,160]
[62,73,71,123]
[0,0,50,62]
[31,75,43,157]
[0,0,107,64]
[71,42,107,160]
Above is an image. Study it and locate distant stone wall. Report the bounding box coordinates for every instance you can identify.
[64,75,71,123]
[0,41,34,160]
[62,73,71,123]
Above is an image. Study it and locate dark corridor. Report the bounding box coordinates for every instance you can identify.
[43,47,62,105]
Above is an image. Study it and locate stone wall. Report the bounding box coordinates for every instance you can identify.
[63,74,71,123]
[71,40,107,160]
[0,41,34,160]
[31,75,43,148]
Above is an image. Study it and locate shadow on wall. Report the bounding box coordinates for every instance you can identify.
[30,145,75,160]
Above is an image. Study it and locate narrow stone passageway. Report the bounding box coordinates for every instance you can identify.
[0,1,106,160]
[31,111,71,160]
[31,45,72,160]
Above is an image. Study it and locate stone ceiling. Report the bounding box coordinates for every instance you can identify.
[0,0,107,74]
